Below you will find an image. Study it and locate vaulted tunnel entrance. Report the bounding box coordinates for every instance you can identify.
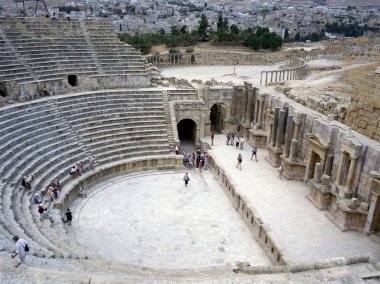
[177,119,197,153]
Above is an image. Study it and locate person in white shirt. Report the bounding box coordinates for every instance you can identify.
[239,136,245,150]
[11,236,28,265]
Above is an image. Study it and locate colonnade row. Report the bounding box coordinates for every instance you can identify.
[260,64,307,85]
[230,83,267,131]
[246,91,380,233]
[145,52,286,67]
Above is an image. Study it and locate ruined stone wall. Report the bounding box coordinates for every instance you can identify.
[344,69,380,142]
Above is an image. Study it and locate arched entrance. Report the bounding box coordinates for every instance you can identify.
[177,119,197,152]
[210,103,226,133]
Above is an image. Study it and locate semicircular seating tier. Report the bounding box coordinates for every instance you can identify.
[0,90,172,259]
[0,17,150,100]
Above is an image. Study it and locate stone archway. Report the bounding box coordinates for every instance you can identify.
[177,119,197,152]
[210,103,226,133]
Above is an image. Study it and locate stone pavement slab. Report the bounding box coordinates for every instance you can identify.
[209,134,380,263]
[73,170,271,269]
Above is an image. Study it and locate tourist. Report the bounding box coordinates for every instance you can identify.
[198,160,203,172]
[183,152,189,168]
[65,209,73,225]
[33,193,42,205]
[51,12,57,21]
[251,147,258,162]
[236,153,243,170]
[237,124,241,134]
[175,145,179,155]
[235,139,240,149]
[11,236,28,266]
[76,162,84,175]
[239,136,245,150]
[42,86,49,96]
[79,185,87,199]
[70,165,80,177]
[183,172,190,187]
[21,176,32,190]
[52,179,61,191]
[42,209,54,223]
[47,187,56,202]
[278,165,284,179]
[226,133,230,145]
[204,154,209,170]
[200,153,205,167]
[189,153,194,169]
[196,150,201,168]
[230,132,235,146]
[211,132,215,146]
[88,155,95,171]
[38,204,46,218]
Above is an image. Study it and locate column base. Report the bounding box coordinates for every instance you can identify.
[248,129,268,148]
[265,146,283,168]
[337,184,354,199]
[306,179,331,210]
[326,195,368,232]
[282,156,306,181]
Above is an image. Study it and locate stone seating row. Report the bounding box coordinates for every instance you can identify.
[0,90,171,258]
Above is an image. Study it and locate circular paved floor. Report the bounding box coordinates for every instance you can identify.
[73,170,271,269]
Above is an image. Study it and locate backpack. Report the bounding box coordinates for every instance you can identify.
[24,244,29,252]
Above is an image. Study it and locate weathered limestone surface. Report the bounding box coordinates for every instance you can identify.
[344,69,380,142]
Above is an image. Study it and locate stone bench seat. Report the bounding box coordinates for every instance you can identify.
[70,115,166,132]
[84,130,168,146]
[90,138,169,157]
[57,99,164,113]
[62,109,165,124]
[96,147,171,166]
[16,77,63,86]
[11,188,69,258]
[0,125,71,168]
[19,147,86,192]
[80,123,167,139]
[0,108,60,138]
[56,95,164,108]
[55,95,163,108]
[1,134,75,183]
[1,187,55,258]
[0,100,50,119]
[0,70,34,80]
[0,64,25,71]
[0,123,68,168]
[1,132,74,184]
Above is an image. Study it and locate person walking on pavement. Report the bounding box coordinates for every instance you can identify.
[183,172,190,187]
[211,132,215,146]
[251,147,258,162]
[236,153,243,170]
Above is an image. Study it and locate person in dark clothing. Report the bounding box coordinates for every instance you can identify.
[65,209,73,225]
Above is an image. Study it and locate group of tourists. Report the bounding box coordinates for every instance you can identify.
[182,150,209,171]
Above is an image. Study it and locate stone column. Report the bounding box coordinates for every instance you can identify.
[324,155,334,176]
[265,72,268,85]
[245,87,253,126]
[270,107,280,147]
[283,115,294,158]
[314,163,322,183]
[254,98,259,124]
[241,85,248,124]
[289,139,298,161]
[275,110,286,150]
[230,87,238,121]
[344,157,357,192]
[335,151,346,186]
[258,98,264,128]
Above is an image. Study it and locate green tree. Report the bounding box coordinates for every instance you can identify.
[198,14,209,41]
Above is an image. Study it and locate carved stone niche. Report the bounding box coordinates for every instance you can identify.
[265,108,282,167]
[304,133,330,183]
[364,171,380,235]
[282,138,306,180]
[334,136,362,199]
[307,174,332,210]
[327,195,368,232]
